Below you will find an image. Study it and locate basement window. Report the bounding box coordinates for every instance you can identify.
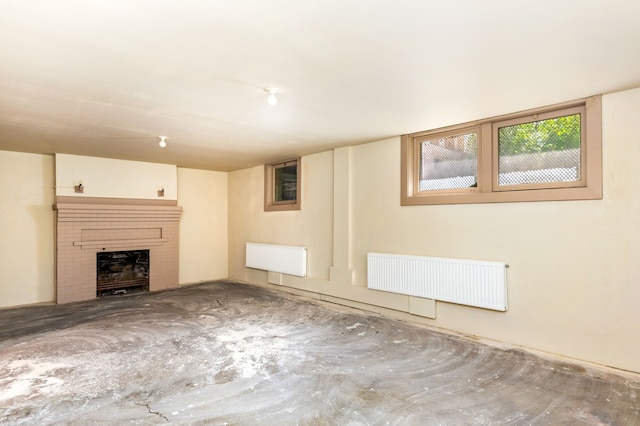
[401,96,602,205]
[264,158,301,211]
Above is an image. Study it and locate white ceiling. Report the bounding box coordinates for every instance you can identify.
[1,1,639,171]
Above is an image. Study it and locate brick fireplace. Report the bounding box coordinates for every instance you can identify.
[54,198,182,304]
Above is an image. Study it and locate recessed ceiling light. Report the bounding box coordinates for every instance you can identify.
[158,136,168,148]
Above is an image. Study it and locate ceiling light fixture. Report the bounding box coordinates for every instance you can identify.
[265,88,279,106]
[158,136,168,148]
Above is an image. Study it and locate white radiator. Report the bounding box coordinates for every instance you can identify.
[367,252,508,311]
[246,242,307,277]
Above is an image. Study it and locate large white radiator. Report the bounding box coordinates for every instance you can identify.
[246,242,307,277]
[367,252,508,311]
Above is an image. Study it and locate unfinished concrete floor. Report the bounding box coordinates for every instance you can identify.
[0,281,638,425]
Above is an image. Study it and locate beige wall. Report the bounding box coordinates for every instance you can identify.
[55,154,178,200]
[228,151,334,282]
[178,168,228,284]
[228,87,640,373]
[0,151,55,308]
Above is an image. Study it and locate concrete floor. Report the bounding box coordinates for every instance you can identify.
[0,281,638,425]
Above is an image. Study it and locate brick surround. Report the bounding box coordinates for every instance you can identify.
[54,199,182,304]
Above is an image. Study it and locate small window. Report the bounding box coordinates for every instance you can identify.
[417,129,479,192]
[494,107,584,191]
[264,158,301,211]
[401,96,602,205]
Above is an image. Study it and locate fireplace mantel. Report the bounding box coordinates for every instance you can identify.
[54,198,182,304]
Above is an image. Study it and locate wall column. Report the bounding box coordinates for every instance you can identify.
[330,146,355,284]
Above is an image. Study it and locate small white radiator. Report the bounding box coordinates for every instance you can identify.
[367,252,508,311]
[246,242,307,277]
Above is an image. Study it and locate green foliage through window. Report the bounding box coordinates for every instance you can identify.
[498,114,581,156]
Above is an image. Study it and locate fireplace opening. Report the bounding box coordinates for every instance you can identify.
[96,250,149,297]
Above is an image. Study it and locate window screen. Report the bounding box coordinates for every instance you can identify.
[497,114,581,186]
[419,131,478,191]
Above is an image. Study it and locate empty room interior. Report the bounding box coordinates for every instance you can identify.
[1,1,640,424]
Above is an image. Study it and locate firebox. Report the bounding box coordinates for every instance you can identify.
[96,250,150,297]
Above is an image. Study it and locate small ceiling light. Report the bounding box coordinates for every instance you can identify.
[158,136,168,148]
[265,88,279,106]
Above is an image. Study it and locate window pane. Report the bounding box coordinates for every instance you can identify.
[498,114,581,186]
[274,164,297,202]
[419,132,478,191]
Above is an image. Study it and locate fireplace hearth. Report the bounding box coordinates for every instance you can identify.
[97,250,149,297]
